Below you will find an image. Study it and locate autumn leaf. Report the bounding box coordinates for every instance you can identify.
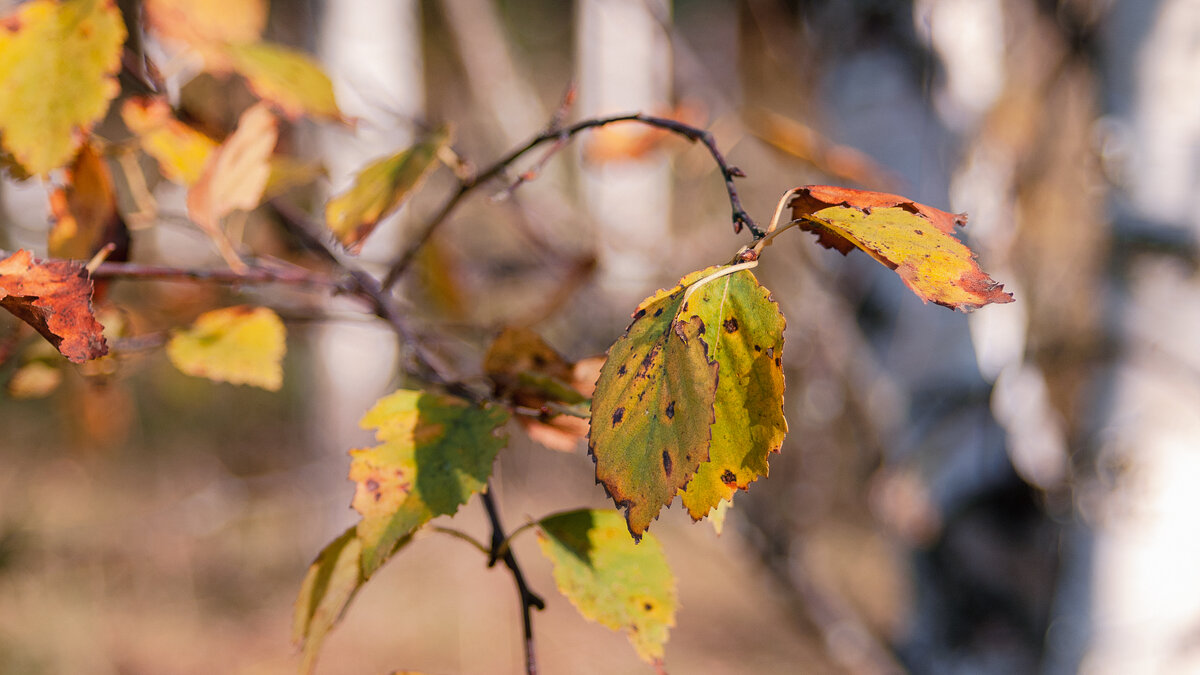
[144,0,266,47]
[789,185,1013,311]
[325,129,450,253]
[348,390,508,576]
[225,42,342,121]
[121,97,217,185]
[0,249,108,363]
[678,269,786,522]
[186,102,278,268]
[589,268,720,540]
[0,0,125,175]
[537,509,676,667]
[7,360,63,399]
[166,305,286,390]
[485,327,595,452]
[48,142,128,265]
[292,526,370,675]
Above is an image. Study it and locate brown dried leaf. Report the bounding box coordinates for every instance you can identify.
[0,250,108,363]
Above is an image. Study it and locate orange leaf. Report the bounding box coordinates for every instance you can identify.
[48,142,128,262]
[789,185,1013,311]
[144,0,266,48]
[0,249,108,363]
[186,102,277,268]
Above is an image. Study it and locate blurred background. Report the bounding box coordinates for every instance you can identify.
[2,0,1199,673]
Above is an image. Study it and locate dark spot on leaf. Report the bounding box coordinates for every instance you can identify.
[366,479,380,492]
[653,307,663,317]
[665,401,675,419]
[662,450,672,476]
[765,347,774,359]
[914,229,924,235]
[643,602,653,611]
[634,308,646,319]
[754,345,762,352]
[721,470,736,484]
[724,317,738,333]
[775,356,782,367]
[617,364,627,376]
[697,322,706,335]
[612,407,625,427]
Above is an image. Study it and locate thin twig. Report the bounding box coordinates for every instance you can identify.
[381,112,759,291]
[481,485,544,675]
[91,259,341,288]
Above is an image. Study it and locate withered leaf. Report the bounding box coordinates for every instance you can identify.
[0,249,108,363]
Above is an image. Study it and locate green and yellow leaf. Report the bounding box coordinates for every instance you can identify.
[790,185,1013,311]
[324,129,450,253]
[292,526,368,675]
[0,0,125,175]
[678,269,786,521]
[225,42,341,121]
[537,509,676,667]
[166,305,286,390]
[589,268,720,540]
[348,390,508,576]
[121,97,218,185]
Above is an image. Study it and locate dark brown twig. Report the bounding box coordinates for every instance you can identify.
[482,484,545,675]
[381,112,758,291]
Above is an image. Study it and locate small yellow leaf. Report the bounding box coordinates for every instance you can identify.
[225,42,342,120]
[166,305,286,390]
[0,0,126,175]
[7,361,63,399]
[144,0,266,47]
[293,526,367,675]
[325,129,450,253]
[121,97,218,185]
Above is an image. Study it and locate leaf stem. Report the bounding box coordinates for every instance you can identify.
[381,112,759,291]
[431,526,491,556]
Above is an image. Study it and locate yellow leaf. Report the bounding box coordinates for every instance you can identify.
[121,97,217,185]
[325,129,450,253]
[144,0,266,47]
[166,305,286,390]
[7,361,63,399]
[0,0,125,175]
[790,185,1013,311]
[225,42,342,120]
[186,102,277,267]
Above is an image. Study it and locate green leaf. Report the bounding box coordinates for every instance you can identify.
[0,0,126,175]
[589,268,721,540]
[166,305,286,390]
[537,509,676,667]
[324,129,450,253]
[292,526,366,675]
[678,269,787,520]
[349,390,508,576]
[225,41,342,121]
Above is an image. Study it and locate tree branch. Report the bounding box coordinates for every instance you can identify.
[90,260,341,288]
[381,112,759,291]
[482,484,545,675]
